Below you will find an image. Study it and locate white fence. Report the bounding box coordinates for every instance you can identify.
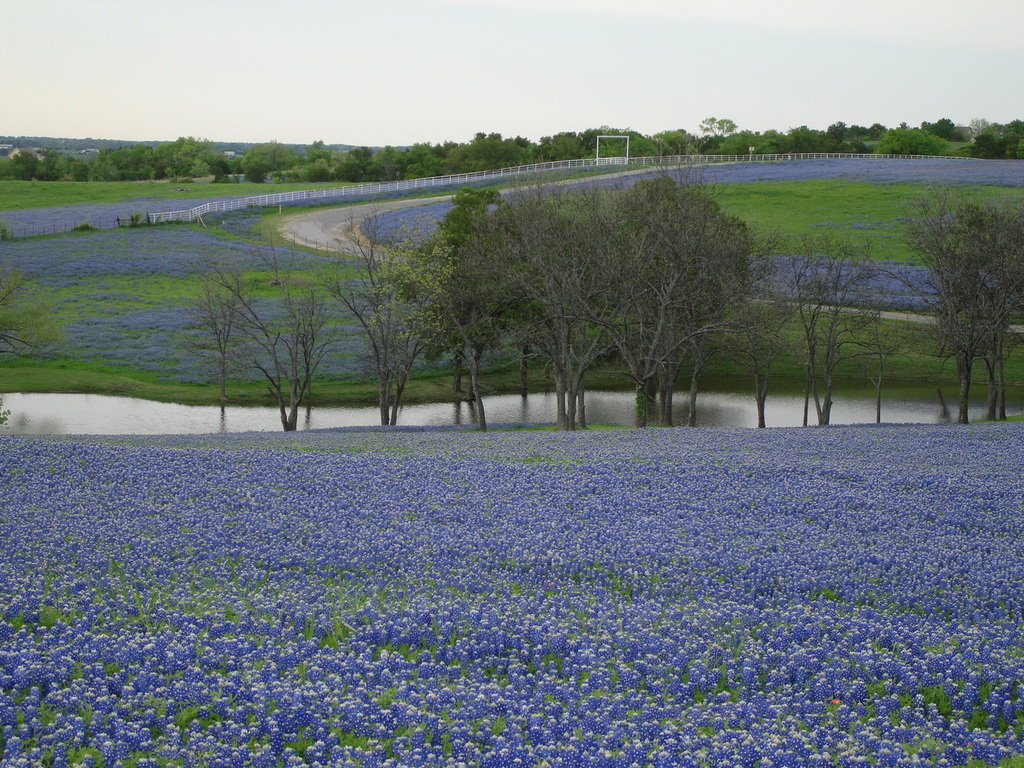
[146,153,973,225]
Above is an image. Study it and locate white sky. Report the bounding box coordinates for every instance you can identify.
[3,0,1021,146]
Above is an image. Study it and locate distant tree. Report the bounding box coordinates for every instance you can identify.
[9,150,39,180]
[823,122,849,152]
[304,159,333,182]
[336,147,374,182]
[700,117,738,137]
[153,136,216,179]
[240,142,297,183]
[920,117,957,140]
[398,143,445,179]
[240,153,269,184]
[369,146,402,181]
[537,132,587,161]
[875,128,947,156]
[651,129,697,157]
[867,123,888,140]
[967,118,991,139]
[36,149,68,181]
[786,126,826,154]
[718,131,764,156]
[306,140,333,165]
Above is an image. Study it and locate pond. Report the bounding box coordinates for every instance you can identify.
[2,387,1014,435]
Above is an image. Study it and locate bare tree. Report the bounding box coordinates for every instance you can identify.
[859,317,901,424]
[904,194,1024,423]
[784,237,880,426]
[322,218,424,426]
[186,270,247,408]
[730,289,794,428]
[205,255,333,431]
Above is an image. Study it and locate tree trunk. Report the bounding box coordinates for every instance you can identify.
[389,376,406,426]
[996,352,1007,421]
[817,368,833,426]
[453,351,464,393]
[656,363,677,427]
[984,356,997,422]
[635,380,651,428]
[554,373,568,430]
[802,363,811,427]
[872,355,885,424]
[956,354,972,425]
[564,380,578,432]
[218,361,228,407]
[519,345,530,397]
[377,374,391,426]
[686,367,700,427]
[659,387,675,427]
[282,403,299,431]
[936,388,949,421]
[576,383,587,430]
[468,347,486,431]
[754,372,768,429]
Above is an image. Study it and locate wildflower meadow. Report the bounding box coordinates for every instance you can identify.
[1,423,1022,767]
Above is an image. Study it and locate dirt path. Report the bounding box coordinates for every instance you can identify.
[278,165,684,255]
[279,195,454,256]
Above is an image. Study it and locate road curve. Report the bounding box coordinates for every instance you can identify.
[280,195,453,256]
[278,166,680,255]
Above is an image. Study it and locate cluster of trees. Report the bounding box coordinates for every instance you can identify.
[185,179,886,431]
[192,178,1024,432]
[2,178,1021,430]
[905,194,1024,422]
[4,115,1022,183]
[961,118,1024,159]
[0,137,235,182]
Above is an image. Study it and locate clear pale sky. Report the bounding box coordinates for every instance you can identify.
[4,0,1021,146]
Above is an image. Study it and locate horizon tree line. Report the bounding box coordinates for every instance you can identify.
[4,115,1023,184]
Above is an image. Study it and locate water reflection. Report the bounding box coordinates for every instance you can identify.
[0,389,1008,436]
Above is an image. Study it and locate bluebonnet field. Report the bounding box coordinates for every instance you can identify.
[366,158,1024,245]
[2,423,1023,767]
[0,227,366,381]
[0,181,482,238]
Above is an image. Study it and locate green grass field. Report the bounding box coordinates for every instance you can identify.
[716,180,1024,262]
[0,179,353,210]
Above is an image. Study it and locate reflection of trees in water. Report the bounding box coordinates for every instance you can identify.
[0,389,1001,435]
